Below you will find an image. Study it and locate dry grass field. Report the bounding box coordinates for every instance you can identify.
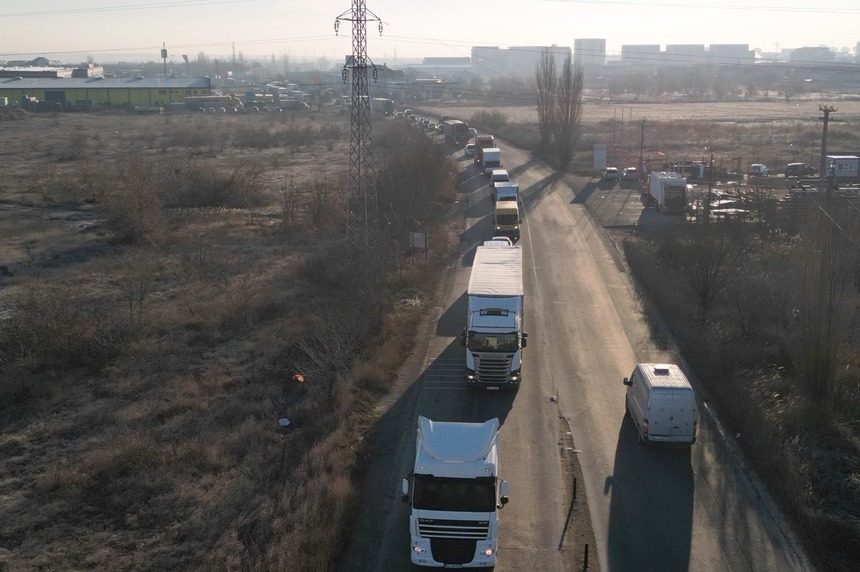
[1,97,859,571]
[0,108,459,570]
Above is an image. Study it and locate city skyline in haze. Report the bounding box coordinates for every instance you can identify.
[1,0,859,64]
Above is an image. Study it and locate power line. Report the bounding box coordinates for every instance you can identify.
[0,0,262,18]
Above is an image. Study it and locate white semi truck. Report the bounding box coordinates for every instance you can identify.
[401,416,509,568]
[461,244,526,389]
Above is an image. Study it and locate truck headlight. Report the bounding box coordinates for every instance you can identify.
[466,369,476,380]
[510,369,521,382]
[412,545,427,554]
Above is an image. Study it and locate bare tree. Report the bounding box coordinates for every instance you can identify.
[789,208,860,405]
[664,225,734,321]
[552,55,584,169]
[534,49,557,150]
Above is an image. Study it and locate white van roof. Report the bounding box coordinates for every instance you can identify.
[636,363,691,389]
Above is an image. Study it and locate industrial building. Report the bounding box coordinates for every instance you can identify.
[0,75,212,111]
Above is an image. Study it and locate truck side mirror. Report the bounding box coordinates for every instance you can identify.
[460,330,467,347]
[521,333,528,349]
[401,478,410,503]
[623,377,631,386]
[498,480,509,508]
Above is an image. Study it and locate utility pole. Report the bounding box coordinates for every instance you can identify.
[335,1,383,250]
[638,120,645,176]
[706,152,714,225]
[818,104,837,195]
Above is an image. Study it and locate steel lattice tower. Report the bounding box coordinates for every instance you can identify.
[335,1,382,249]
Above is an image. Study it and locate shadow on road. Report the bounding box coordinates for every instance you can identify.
[436,291,466,338]
[605,414,693,572]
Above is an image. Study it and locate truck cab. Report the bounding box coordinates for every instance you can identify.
[494,201,521,241]
[462,245,526,389]
[402,416,509,568]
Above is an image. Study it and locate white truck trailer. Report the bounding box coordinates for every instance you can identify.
[481,147,502,176]
[826,155,860,179]
[493,181,519,203]
[461,245,526,389]
[647,172,688,214]
[401,416,509,568]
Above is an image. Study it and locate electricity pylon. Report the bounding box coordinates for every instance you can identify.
[335,1,383,249]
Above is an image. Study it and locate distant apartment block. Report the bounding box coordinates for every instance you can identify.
[620,45,661,66]
[620,43,754,66]
[790,46,835,64]
[470,45,571,79]
[574,38,606,67]
[665,44,706,65]
[707,44,754,65]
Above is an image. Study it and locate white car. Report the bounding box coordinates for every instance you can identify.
[602,167,620,181]
[748,163,769,177]
[464,144,476,157]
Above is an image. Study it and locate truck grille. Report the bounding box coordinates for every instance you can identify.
[430,538,478,565]
[418,518,489,539]
[475,355,512,384]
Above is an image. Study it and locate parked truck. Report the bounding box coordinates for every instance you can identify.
[481,147,502,176]
[441,119,471,145]
[826,155,860,179]
[401,416,509,568]
[474,135,495,166]
[371,97,394,115]
[647,172,688,214]
[461,244,527,389]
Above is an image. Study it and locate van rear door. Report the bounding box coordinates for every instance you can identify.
[648,389,694,441]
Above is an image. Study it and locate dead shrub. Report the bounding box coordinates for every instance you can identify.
[104,156,167,245]
[470,109,508,131]
[0,280,125,386]
[161,160,266,209]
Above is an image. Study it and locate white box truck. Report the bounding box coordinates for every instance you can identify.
[493,181,519,203]
[481,147,502,176]
[461,245,527,389]
[401,416,509,568]
[647,172,688,214]
[623,363,697,446]
[826,155,860,179]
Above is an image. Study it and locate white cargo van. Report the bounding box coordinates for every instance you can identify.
[623,363,697,446]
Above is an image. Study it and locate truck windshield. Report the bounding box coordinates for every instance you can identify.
[467,332,518,352]
[413,476,496,512]
[495,214,518,226]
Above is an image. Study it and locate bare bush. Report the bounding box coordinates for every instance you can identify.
[0,281,124,390]
[278,176,301,229]
[161,160,266,209]
[104,156,167,245]
[470,110,508,131]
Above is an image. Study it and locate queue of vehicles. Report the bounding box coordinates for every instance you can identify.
[393,109,699,568]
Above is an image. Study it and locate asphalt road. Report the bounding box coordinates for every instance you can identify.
[342,135,813,572]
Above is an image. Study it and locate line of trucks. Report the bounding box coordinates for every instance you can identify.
[402,242,525,568]
[400,127,522,565]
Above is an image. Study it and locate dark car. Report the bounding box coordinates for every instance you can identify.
[785,163,816,178]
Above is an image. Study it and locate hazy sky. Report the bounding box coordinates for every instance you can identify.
[2,0,859,63]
